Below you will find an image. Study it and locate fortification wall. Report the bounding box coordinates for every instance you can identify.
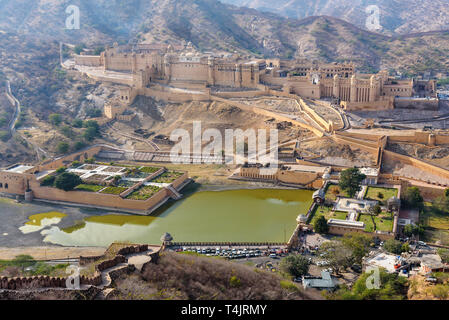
[341,98,393,111]
[170,63,209,82]
[28,180,172,211]
[214,90,267,99]
[394,98,439,110]
[331,134,379,157]
[383,149,449,180]
[211,95,324,137]
[74,55,102,67]
[39,146,104,170]
[140,87,210,103]
[276,170,319,185]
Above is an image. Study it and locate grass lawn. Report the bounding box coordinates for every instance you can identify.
[358,213,393,232]
[364,187,398,203]
[358,215,375,232]
[374,213,394,232]
[325,184,350,201]
[100,186,128,195]
[333,211,348,220]
[309,205,347,225]
[74,184,104,192]
[126,185,162,200]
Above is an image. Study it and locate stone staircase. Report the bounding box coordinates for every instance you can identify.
[167,185,182,200]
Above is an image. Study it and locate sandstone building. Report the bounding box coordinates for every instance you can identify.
[74,42,437,111]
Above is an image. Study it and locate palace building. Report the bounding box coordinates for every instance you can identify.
[74,42,437,111]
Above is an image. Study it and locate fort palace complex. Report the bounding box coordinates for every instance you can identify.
[74,43,437,112]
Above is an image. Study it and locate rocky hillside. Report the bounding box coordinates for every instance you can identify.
[1,0,449,74]
[221,0,449,35]
[111,251,322,300]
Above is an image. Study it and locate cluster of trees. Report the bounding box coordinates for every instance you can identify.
[327,268,408,300]
[314,215,328,234]
[432,188,449,213]
[383,239,410,254]
[402,186,424,210]
[279,255,310,278]
[49,113,100,154]
[40,167,82,191]
[318,233,373,274]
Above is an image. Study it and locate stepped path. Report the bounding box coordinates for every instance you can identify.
[93,248,159,299]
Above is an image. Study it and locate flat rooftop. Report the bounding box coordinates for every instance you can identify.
[328,219,365,229]
[285,165,327,174]
[3,165,34,174]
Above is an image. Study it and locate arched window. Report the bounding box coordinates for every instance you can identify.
[0,183,3,188]
[5,183,8,189]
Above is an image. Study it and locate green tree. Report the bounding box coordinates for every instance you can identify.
[40,175,55,186]
[83,126,98,141]
[83,120,99,131]
[383,239,403,254]
[54,172,82,191]
[402,187,423,210]
[403,224,424,237]
[341,233,372,265]
[338,168,366,198]
[60,125,73,138]
[73,44,85,55]
[314,215,329,234]
[73,141,87,151]
[432,188,449,213]
[72,119,83,128]
[327,268,408,300]
[56,141,69,154]
[369,204,382,216]
[279,255,310,278]
[49,113,62,126]
[318,240,353,274]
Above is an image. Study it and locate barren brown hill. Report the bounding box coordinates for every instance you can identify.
[110,251,322,300]
[221,0,449,35]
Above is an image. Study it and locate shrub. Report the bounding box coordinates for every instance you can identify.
[57,141,69,154]
[71,161,81,168]
[40,175,55,186]
[0,130,9,142]
[229,275,241,288]
[314,215,329,234]
[56,166,66,174]
[280,255,310,278]
[280,280,299,292]
[72,119,83,128]
[49,113,62,126]
[54,172,82,191]
[73,141,87,151]
[383,239,403,254]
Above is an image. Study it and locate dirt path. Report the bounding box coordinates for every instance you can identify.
[0,246,106,261]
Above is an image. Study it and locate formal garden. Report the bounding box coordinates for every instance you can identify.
[126,185,162,200]
[38,161,185,201]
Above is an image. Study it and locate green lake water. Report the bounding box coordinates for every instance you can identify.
[19,188,313,247]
